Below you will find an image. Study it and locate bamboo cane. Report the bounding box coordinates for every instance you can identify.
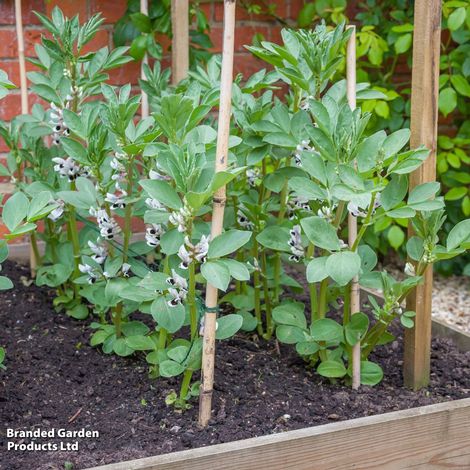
[346,25,360,390]
[171,0,189,84]
[15,0,36,275]
[140,0,149,118]
[198,0,237,428]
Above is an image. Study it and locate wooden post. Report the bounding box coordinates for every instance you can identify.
[171,0,189,84]
[140,0,149,118]
[346,25,360,390]
[15,0,37,275]
[198,0,236,428]
[403,0,441,390]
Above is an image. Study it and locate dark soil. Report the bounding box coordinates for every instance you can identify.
[0,261,469,470]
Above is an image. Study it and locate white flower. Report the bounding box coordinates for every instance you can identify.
[246,168,260,187]
[178,244,192,269]
[91,207,121,240]
[48,200,65,221]
[149,169,170,181]
[121,263,131,277]
[145,197,166,211]
[347,202,367,218]
[404,262,416,277]
[169,204,192,233]
[288,225,304,262]
[166,269,188,291]
[194,235,210,263]
[237,213,254,229]
[105,191,127,210]
[52,157,88,182]
[145,224,164,247]
[79,263,98,284]
[167,286,187,307]
[88,240,107,264]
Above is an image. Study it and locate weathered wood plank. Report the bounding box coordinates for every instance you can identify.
[404,0,442,389]
[86,398,470,470]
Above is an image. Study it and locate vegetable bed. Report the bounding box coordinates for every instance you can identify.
[1,261,468,470]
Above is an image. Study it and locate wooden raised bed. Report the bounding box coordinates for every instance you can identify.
[85,321,470,470]
[8,240,470,470]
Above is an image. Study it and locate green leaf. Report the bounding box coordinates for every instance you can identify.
[125,335,155,351]
[276,325,307,344]
[325,251,361,286]
[450,74,470,98]
[289,176,326,201]
[438,87,457,117]
[317,360,347,378]
[256,226,291,252]
[208,230,252,258]
[272,302,307,329]
[408,182,440,205]
[151,296,185,333]
[296,341,320,356]
[447,220,470,250]
[220,259,250,281]
[394,33,412,54]
[382,129,410,159]
[215,314,243,340]
[310,318,343,342]
[2,192,29,231]
[448,7,466,30]
[140,180,182,210]
[356,130,386,173]
[306,256,329,283]
[130,12,152,33]
[121,321,150,337]
[0,276,13,290]
[360,361,383,386]
[159,360,185,377]
[387,225,405,249]
[300,216,341,251]
[113,338,134,356]
[344,312,369,346]
[201,260,231,291]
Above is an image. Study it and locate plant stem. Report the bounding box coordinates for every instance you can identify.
[188,261,198,341]
[261,250,273,339]
[179,369,193,402]
[343,284,351,325]
[351,193,377,252]
[122,161,134,262]
[114,303,122,337]
[306,243,318,322]
[318,278,329,318]
[30,232,41,267]
[252,237,264,336]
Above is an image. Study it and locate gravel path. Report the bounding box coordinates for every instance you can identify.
[432,275,470,333]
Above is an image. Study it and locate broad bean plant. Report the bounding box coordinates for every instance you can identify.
[1,10,469,400]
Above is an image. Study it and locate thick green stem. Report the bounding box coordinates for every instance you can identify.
[306,243,318,322]
[122,161,134,262]
[343,284,351,325]
[114,303,123,337]
[351,193,377,252]
[179,369,193,402]
[30,232,41,267]
[252,238,263,336]
[158,327,167,350]
[318,278,329,318]
[261,250,273,339]
[188,262,198,341]
[68,207,81,281]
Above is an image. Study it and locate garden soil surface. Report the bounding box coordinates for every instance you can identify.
[1,261,469,470]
